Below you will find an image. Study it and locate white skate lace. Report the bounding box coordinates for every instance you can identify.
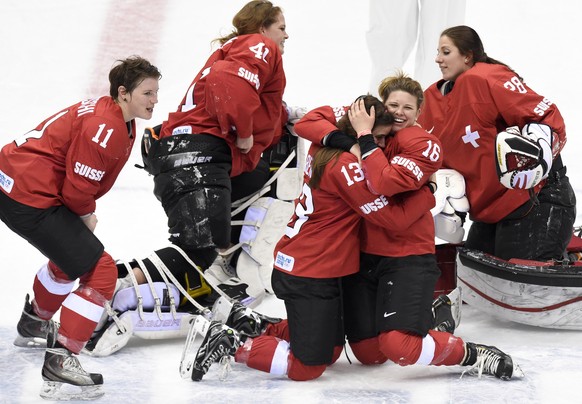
[46,348,90,376]
[62,355,90,376]
[460,350,500,379]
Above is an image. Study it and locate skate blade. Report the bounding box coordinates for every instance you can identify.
[217,355,232,382]
[40,381,104,401]
[179,316,210,379]
[448,286,463,328]
[14,335,47,348]
[511,363,526,379]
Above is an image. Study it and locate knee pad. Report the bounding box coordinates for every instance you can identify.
[287,352,327,381]
[379,330,424,366]
[349,337,388,365]
[236,197,294,294]
[78,252,117,300]
[331,345,343,365]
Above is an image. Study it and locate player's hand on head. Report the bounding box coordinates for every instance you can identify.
[348,98,375,137]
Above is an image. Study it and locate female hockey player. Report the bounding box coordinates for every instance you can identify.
[122,0,289,304]
[0,56,161,400]
[343,90,521,380]
[419,25,576,261]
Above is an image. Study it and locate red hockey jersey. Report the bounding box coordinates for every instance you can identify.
[361,125,442,196]
[0,97,136,216]
[295,105,437,257]
[273,144,435,278]
[160,34,286,177]
[419,62,567,223]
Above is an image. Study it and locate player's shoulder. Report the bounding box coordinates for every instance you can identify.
[397,125,440,144]
[83,97,125,127]
[227,34,281,58]
[464,63,514,84]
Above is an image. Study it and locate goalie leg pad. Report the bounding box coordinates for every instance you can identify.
[237,197,295,294]
[83,311,134,357]
[84,310,197,357]
[112,283,181,312]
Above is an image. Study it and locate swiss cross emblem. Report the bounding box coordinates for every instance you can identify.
[462,125,480,148]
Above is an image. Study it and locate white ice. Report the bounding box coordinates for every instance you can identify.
[1,1,582,403]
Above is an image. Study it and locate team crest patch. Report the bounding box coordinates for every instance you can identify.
[0,169,14,193]
[275,251,294,272]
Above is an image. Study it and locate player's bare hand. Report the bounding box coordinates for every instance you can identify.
[236,135,253,154]
[81,213,97,233]
[348,98,375,137]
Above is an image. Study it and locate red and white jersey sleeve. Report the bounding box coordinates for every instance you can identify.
[362,126,442,196]
[273,144,435,279]
[0,97,135,216]
[160,34,286,177]
[419,63,567,223]
[293,105,347,144]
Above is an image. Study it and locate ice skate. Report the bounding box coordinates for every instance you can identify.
[461,342,525,380]
[191,320,240,381]
[205,252,237,284]
[432,286,462,333]
[40,322,104,400]
[14,294,53,348]
[212,296,281,338]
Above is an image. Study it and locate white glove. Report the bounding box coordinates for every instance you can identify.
[430,169,469,216]
[495,124,553,190]
[286,105,308,125]
[434,209,465,244]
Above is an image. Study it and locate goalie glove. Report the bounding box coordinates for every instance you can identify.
[495,124,553,190]
[285,104,308,125]
[430,169,470,216]
[434,204,465,244]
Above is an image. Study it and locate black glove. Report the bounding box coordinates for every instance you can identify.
[324,130,356,151]
[357,134,378,157]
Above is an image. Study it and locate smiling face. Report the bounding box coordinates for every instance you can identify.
[261,12,288,54]
[435,35,472,82]
[120,77,159,121]
[383,90,421,132]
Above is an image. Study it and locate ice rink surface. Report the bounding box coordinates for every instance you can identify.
[1,1,581,402]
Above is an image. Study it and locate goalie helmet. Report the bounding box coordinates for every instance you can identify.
[495,124,552,190]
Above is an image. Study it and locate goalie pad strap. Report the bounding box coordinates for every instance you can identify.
[112,283,181,313]
[121,261,145,320]
[135,258,176,319]
[147,250,211,315]
[231,149,296,211]
[135,258,163,318]
[166,244,234,304]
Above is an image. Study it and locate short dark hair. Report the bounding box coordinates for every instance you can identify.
[109,55,162,99]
